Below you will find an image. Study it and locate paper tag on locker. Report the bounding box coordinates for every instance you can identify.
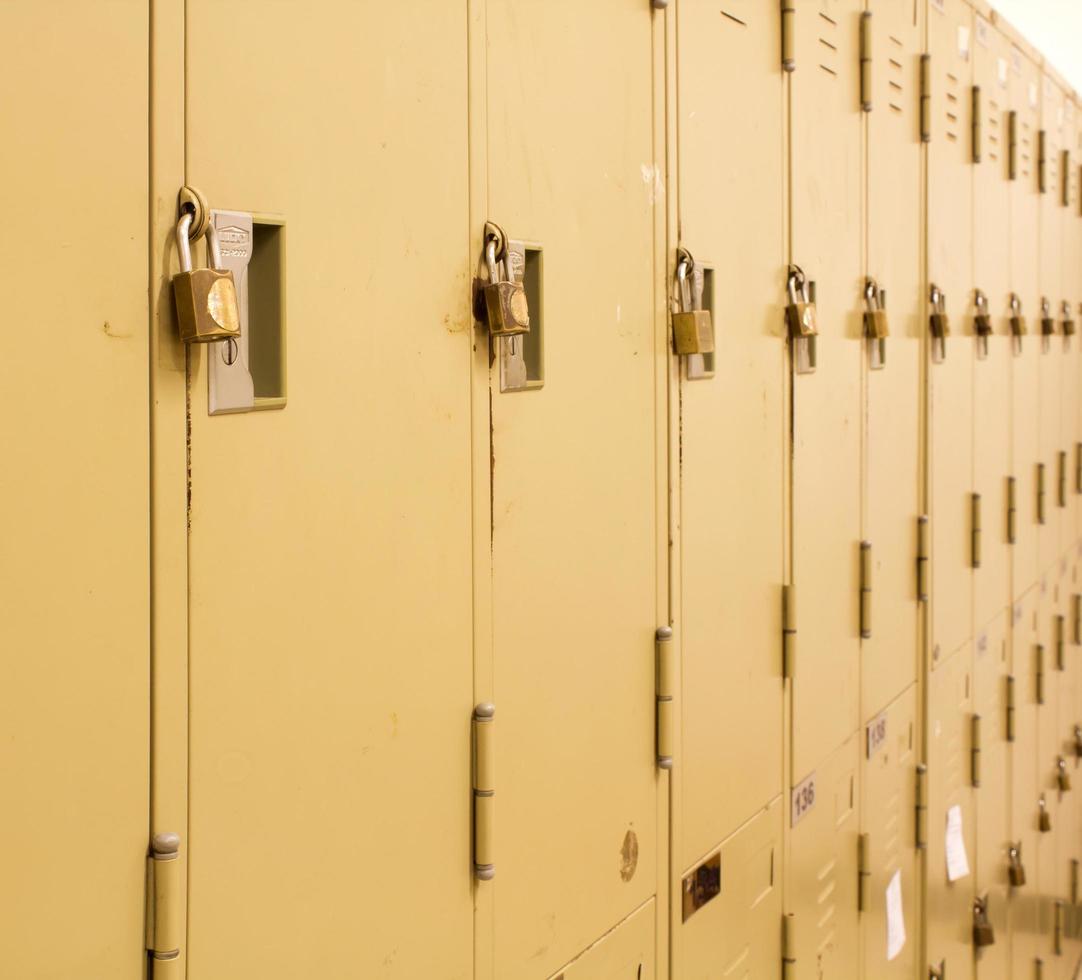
[945,805,970,882]
[886,870,906,961]
[957,25,971,61]
[998,58,1008,87]
[1030,82,1039,109]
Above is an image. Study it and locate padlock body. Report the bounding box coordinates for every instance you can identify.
[1010,315,1028,336]
[786,301,817,338]
[1063,318,1076,336]
[863,309,889,340]
[1040,812,1052,832]
[173,268,240,343]
[483,281,530,337]
[930,312,951,339]
[1041,316,1056,337]
[1010,865,1026,887]
[974,314,993,337]
[973,922,996,947]
[672,309,715,355]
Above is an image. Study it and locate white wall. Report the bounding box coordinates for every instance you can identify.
[990,0,1082,92]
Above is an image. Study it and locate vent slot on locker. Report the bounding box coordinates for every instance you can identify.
[499,242,544,393]
[1021,120,1032,179]
[686,266,715,381]
[817,11,838,77]
[248,220,286,405]
[945,72,960,142]
[987,98,1000,163]
[888,36,904,115]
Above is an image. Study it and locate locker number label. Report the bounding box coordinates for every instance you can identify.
[791,772,816,827]
[866,713,888,759]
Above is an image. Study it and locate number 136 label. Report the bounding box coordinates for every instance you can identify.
[791,772,817,827]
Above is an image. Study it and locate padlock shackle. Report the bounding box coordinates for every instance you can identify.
[205,223,224,271]
[176,211,194,273]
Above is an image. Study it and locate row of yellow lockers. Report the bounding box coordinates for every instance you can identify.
[2,0,1082,978]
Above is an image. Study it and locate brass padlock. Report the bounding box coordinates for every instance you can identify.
[786,266,818,338]
[974,289,993,337]
[480,235,529,338]
[1062,300,1076,336]
[671,248,715,356]
[863,279,889,339]
[930,284,949,362]
[1058,756,1072,792]
[1009,293,1028,337]
[1041,296,1057,338]
[1008,842,1027,887]
[1039,795,1052,833]
[973,896,996,948]
[172,210,241,344]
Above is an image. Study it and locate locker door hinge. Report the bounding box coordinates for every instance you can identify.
[783,584,797,679]
[1073,595,1081,646]
[917,515,930,602]
[1038,463,1047,525]
[1055,899,1064,955]
[656,626,675,769]
[145,833,181,968]
[971,494,982,569]
[1062,151,1071,207]
[1076,443,1082,494]
[859,12,873,112]
[860,542,873,638]
[1006,674,1016,742]
[1008,110,1018,180]
[916,763,929,849]
[1072,858,1080,904]
[1058,451,1068,508]
[920,54,932,143]
[972,86,982,163]
[472,702,495,880]
[781,0,795,73]
[857,833,871,912]
[1007,476,1017,544]
[1037,644,1046,705]
[1056,615,1066,671]
[782,912,797,976]
[971,714,982,787]
[1039,130,1048,193]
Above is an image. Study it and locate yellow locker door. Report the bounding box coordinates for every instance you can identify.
[971,6,1011,632]
[1006,34,1044,602]
[673,3,785,973]
[1039,72,1067,575]
[863,0,923,724]
[0,5,150,977]
[973,612,1010,977]
[181,4,475,977]
[927,0,975,668]
[789,0,864,779]
[926,642,976,980]
[860,684,918,979]
[788,733,861,979]
[482,4,661,976]
[1010,589,1042,979]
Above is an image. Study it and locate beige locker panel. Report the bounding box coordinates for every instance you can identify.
[862,0,923,720]
[484,4,660,976]
[679,799,783,980]
[971,7,1012,630]
[927,0,976,666]
[789,0,863,776]
[788,733,860,980]
[0,4,150,978]
[1065,101,1082,551]
[676,0,785,873]
[546,899,655,980]
[1010,589,1042,979]
[1039,73,1067,572]
[973,611,1011,977]
[1007,40,1044,601]
[859,684,918,979]
[182,4,475,977]
[926,642,976,980]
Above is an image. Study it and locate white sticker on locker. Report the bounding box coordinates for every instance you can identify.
[998,58,1008,87]
[1030,82,1039,109]
[886,870,906,961]
[958,25,971,61]
[945,805,970,882]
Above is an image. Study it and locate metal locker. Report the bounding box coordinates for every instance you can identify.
[1064,99,1082,554]
[0,5,151,977]
[788,0,864,780]
[926,642,976,980]
[859,684,918,978]
[971,4,1012,631]
[679,800,783,980]
[1002,24,1045,603]
[545,899,656,980]
[480,4,662,977]
[926,0,976,668]
[672,9,785,972]
[178,3,476,977]
[787,733,861,980]
[973,612,1011,978]
[862,0,923,724]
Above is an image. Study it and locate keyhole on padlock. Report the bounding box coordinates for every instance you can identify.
[221,338,239,366]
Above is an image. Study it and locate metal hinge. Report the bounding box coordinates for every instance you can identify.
[859,12,873,112]
[971,494,982,569]
[916,763,928,849]
[146,833,181,969]
[1062,151,1071,207]
[782,912,797,976]
[1058,451,1068,508]
[1007,476,1017,544]
[472,702,495,880]
[656,626,674,769]
[1039,130,1048,193]
[1038,463,1047,524]
[971,714,982,787]
[1056,615,1066,671]
[1073,859,1080,904]
[972,86,982,163]
[917,515,930,602]
[783,584,797,679]
[1008,110,1018,180]
[858,833,871,912]
[1037,644,1046,705]
[1055,899,1064,955]
[920,55,932,143]
[781,0,795,73]
[1076,443,1082,493]
[860,542,873,639]
[1006,674,1016,742]
[1073,595,1081,646]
